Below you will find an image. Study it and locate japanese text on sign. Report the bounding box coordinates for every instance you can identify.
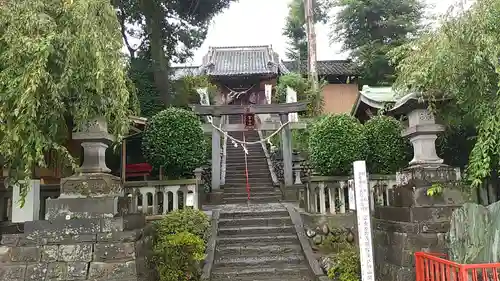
[353,161,375,281]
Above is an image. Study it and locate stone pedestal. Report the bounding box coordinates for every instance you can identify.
[0,117,153,281]
[373,165,465,281]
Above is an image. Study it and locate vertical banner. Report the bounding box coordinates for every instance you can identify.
[265,84,272,104]
[196,88,212,123]
[353,161,375,281]
[286,87,299,122]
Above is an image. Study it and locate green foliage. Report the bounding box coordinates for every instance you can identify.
[152,209,210,281]
[154,208,210,241]
[426,183,444,197]
[172,75,217,109]
[0,0,135,201]
[115,0,235,105]
[308,114,367,176]
[327,246,361,281]
[142,108,206,178]
[129,57,165,118]
[331,0,424,85]
[154,232,205,281]
[391,0,500,188]
[436,124,477,169]
[283,0,331,61]
[364,116,409,174]
[276,73,325,117]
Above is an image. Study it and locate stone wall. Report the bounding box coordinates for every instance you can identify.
[372,166,464,281]
[0,215,154,281]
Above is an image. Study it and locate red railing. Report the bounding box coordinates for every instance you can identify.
[416,252,500,281]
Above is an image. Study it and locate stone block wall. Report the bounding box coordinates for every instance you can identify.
[0,216,154,281]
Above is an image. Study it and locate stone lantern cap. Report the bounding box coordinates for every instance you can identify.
[72,117,115,143]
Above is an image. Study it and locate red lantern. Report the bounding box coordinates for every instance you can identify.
[244,113,255,129]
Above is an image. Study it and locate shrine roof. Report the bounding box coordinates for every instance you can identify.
[283,60,357,76]
[200,45,288,76]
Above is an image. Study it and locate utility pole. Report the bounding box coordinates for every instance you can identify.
[304,0,318,90]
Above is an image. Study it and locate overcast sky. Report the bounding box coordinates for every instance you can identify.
[160,0,461,66]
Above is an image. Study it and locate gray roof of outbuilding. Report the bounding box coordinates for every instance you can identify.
[283,60,357,76]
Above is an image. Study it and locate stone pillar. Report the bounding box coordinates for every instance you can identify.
[1,117,152,281]
[211,115,221,190]
[280,113,293,186]
[11,180,40,223]
[374,107,464,281]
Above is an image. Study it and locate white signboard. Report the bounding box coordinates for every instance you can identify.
[353,161,375,281]
[265,84,272,104]
[286,87,299,122]
[186,193,194,207]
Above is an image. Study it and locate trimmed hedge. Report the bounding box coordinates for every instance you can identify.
[364,115,410,174]
[153,209,210,281]
[308,114,367,176]
[142,107,206,179]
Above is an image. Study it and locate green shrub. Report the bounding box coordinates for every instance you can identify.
[154,231,205,281]
[142,107,206,178]
[327,246,361,281]
[155,208,210,241]
[308,114,367,176]
[364,116,410,174]
[153,209,211,281]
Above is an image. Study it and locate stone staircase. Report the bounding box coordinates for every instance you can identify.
[223,115,279,204]
[209,115,315,281]
[210,204,314,281]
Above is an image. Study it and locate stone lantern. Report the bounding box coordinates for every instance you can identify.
[372,92,465,281]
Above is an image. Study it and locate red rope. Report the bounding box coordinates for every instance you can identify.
[242,129,250,201]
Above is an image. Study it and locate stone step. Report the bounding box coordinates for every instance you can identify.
[218,225,295,236]
[217,234,299,247]
[225,179,273,184]
[218,216,292,228]
[227,163,269,168]
[224,195,280,204]
[223,185,276,190]
[214,254,305,267]
[216,243,302,257]
[223,191,278,198]
[211,264,312,281]
[225,171,272,177]
[225,159,268,164]
[219,209,289,219]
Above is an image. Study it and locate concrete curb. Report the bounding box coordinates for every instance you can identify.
[201,209,220,281]
[285,203,330,281]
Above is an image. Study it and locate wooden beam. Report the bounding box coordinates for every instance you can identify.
[121,139,127,183]
[190,102,309,116]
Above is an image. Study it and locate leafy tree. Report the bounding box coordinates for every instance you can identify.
[115,0,235,105]
[142,108,206,179]
[283,0,330,62]
[0,0,135,200]
[330,0,424,86]
[391,0,500,188]
[308,114,367,176]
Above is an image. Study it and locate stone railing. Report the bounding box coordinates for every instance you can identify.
[303,175,398,215]
[124,178,203,215]
[0,182,61,223]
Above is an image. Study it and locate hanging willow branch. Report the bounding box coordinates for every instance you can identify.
[390,0,500,189]
[0,0,135,203]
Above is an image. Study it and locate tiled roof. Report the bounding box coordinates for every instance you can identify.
[283,60,357,76]
[201,45,283,76]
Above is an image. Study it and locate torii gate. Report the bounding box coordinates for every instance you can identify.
[190,102,308,190]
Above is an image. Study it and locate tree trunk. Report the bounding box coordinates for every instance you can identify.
[141,0,171,106]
